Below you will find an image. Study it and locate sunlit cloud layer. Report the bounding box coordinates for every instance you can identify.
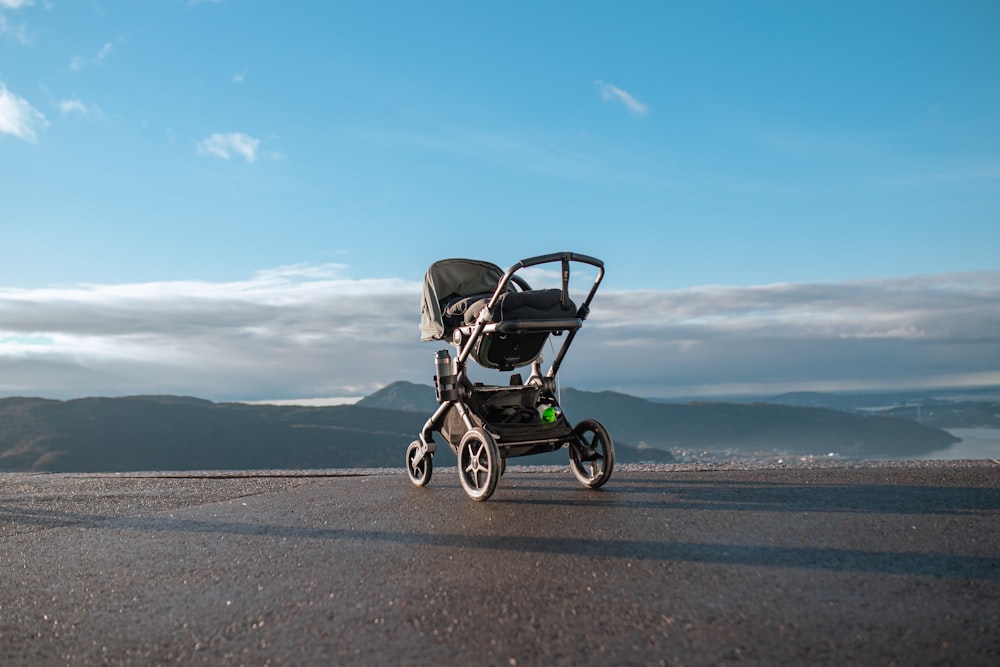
[1,268,997,401]
[576,273,1000,396]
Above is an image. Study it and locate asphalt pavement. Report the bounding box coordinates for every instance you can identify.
[1,461,998,666]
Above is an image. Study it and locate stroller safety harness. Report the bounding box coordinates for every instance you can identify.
[406,251,615,501]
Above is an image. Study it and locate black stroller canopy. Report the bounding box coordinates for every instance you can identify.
[420,258,508,342]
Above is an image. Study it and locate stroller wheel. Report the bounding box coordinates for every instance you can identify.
[457,428,501,501]
[406,440,433,487]
[569,419,615,489]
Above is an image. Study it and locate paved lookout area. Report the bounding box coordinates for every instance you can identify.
[2,462,998,665]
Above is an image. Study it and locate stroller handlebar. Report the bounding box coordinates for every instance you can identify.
[491,252,605,314]
[513,251,604,270]
[450,251,605,385]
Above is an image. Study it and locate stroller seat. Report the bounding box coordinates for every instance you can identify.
[421,258,581,370]
[441,288,577,332]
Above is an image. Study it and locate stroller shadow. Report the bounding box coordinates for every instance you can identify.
[10,503,993,582]
[491,474,1000,516]
[4,472,997,582]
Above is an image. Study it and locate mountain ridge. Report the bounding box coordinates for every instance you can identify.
[310,381,963,458]
[0,383,965,473]
[0,392,675,473]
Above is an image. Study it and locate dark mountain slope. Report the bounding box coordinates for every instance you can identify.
[0,383,962,472]
[0,393,673,473]
[0,396,424,472]
[357,382,959,459]
[767,391,1000,428]
[557,389,958,458]
[355,380,437,413]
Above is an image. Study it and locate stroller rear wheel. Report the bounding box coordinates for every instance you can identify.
[457,428,501,501]
[406,440,433,487]
[569,419,615,489]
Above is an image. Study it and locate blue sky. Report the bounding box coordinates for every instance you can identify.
[1,1,998,401]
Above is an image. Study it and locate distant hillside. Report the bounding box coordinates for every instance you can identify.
[877,402,1000,429]
[356,380,437,412]
[556,389,959,458]
[0,384,965,473]
[0,394,673,473]
[767,391,872,411]
[0,396,424,473]
[341,381,961,459]
[766,390,1000,428]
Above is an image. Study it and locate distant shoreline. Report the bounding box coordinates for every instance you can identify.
[921,428,1000,461]
[243,397,363,407]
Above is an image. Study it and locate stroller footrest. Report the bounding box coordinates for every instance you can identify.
[489,319,582,334]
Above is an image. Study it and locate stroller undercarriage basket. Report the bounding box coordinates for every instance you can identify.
[406,252,615,501]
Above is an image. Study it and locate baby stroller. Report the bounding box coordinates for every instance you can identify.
[405,251,614,501]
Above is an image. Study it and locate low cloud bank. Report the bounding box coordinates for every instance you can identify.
[1,267,997,400]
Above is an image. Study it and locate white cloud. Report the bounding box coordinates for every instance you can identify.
[59,97,103,120]
[197,132,260,162]
[0,82,48,141]
[0,0,35,8]
[232,67,246,84]
[58,98,85,115]
[69,41,113,71]
[595,80,649,116]
[0,13,31,45]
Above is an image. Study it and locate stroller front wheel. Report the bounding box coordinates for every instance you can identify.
[406,440,433,487]
[569,419,615,489]
[457,428,501,501]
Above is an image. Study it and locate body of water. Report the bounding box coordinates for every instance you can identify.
[916,428,1000,460]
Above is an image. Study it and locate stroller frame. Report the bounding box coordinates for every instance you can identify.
[406,251,615,501]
